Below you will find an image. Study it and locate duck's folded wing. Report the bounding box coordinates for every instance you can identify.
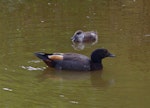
[55,53,91,71]
[63,53,89,61]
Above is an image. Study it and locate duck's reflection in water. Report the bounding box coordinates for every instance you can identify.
[37,68,115,89]
[37,68,91,81]
[90,71,115,89]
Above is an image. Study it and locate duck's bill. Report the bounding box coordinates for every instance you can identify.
[108,53,115,57]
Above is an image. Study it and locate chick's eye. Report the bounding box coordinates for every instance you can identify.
[76,32,82,35]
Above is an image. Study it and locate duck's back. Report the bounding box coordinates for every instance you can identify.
[55,53,91,71]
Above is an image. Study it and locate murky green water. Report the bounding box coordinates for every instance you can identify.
[0,0,150,108]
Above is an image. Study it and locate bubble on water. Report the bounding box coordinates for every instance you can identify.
[93,13,96,15]
[59,94,65,98]
[4,68,8,70]
[122,4,126,7]
[41,20,45,23]
[69,100,79,104]
[3,88,13,92]
[144,34,150,37]
[86,16,90,19]
[48,2,51,5]
[16,28,20,31]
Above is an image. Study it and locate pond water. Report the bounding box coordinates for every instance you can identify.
[0,0,150,108]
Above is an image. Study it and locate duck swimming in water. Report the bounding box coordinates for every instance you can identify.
[35,48,115,71]
[71,30,98,43]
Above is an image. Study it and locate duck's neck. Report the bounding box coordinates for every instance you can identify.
[90,61,103,71]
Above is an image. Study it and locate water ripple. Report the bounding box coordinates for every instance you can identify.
[28,60,41,63]
[21,66,46,71]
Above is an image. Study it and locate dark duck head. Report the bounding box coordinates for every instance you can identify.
[34,48,115,71]
[90,49,115,70]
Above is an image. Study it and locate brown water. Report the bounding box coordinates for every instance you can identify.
[0,0,150,108]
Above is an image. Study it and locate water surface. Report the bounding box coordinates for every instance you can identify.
[0,0,150,108]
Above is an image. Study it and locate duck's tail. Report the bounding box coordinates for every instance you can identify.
[34,52,51,61]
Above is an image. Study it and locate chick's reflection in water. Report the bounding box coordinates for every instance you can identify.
[71,42,97,50]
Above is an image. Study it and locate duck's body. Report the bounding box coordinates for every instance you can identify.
[35,49,115,71]
[71,30,98,43]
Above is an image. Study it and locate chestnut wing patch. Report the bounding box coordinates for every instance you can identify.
[48,54,63,61]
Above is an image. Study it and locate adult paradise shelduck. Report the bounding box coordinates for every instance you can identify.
[71,30,98,43]
[35,48,115,71]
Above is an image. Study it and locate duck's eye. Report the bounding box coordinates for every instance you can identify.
[103,50,107,53]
